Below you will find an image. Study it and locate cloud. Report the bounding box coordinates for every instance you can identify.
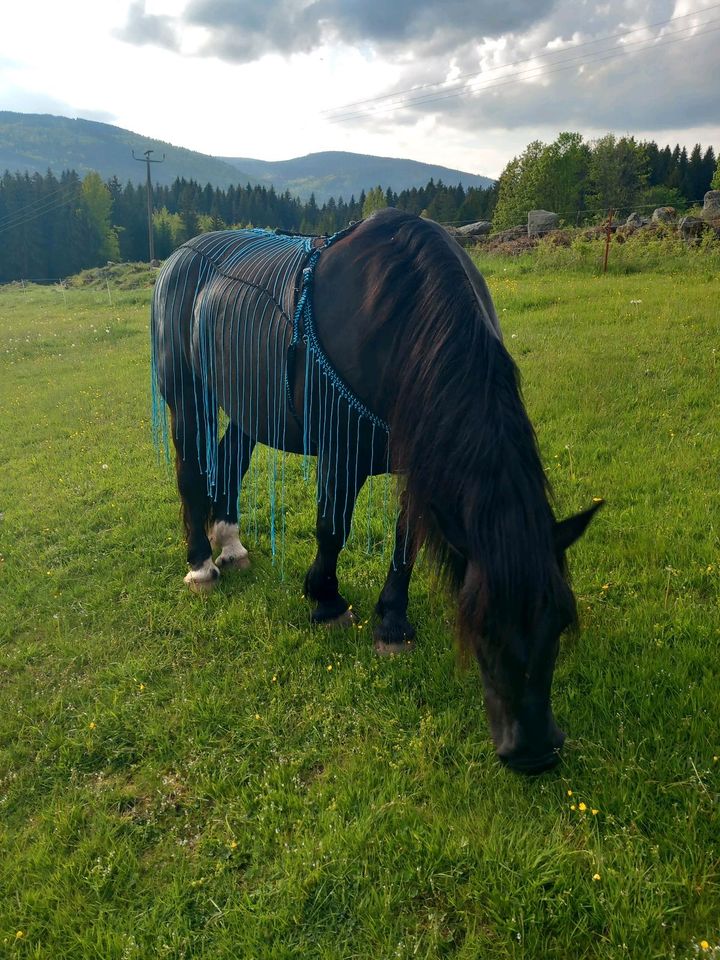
[330,0,720,137]
[118,0,555,62]
[115,0,720,145]
[116,0,180,50]
[0,82,116,123]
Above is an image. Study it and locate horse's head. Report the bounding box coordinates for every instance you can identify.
[436,501,602,774]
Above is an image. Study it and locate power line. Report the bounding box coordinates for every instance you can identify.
[0,192,78,237]
[0,184,77,231]
[323,3,720,117]
[326,12,720,122]
[438,194,712,228]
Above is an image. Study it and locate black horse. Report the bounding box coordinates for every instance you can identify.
[151,208,601,774]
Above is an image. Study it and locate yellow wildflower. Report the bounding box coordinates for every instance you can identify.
[592,809,599,816]
[578,802,587,812]
[567,789,573,796]
[255,713,260,720]
[230,840,238,850]
[602,583,610,591]
[272,675,277,682]
[327,664,333,671]
[16,931,25,939]
[570,804,576,810]
[89,721,96,730]
[592,873,601,882]
[138,683,145,691]
[700,941,709,951]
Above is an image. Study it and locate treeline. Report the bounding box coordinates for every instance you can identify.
[0,170,120,283]
[0,170,496,282]
[493,133,718,230]
[1,133,718,282]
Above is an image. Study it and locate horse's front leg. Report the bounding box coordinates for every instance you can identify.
[374,493,418,654]
[304,467,367,627]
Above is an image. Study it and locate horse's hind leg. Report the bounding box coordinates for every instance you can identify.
[210,421,255,570]
[169,407,219,593]
[374,494,418,655]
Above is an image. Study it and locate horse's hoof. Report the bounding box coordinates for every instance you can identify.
[184,559,220,593]
[373,636,415,656]
[311,599,357,628]
[216,550,250,570]
[372,615,416,655]
[325,608,357,628]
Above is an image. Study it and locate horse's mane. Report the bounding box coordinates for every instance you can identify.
[354,209,571,651]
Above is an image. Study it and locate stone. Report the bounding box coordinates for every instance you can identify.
[491,225,526,243]
[457,220,492,238]
[651,206,676,225]
[625,212,650,228]
[701,190,720,221]
[527,210,559,237]
[678,216,709,243]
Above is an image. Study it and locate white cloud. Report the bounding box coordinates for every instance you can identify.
[0,0,717,179]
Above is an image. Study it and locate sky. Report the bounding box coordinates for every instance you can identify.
[1,0,718,179]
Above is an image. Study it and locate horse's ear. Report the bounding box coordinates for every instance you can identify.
[554,500,604,553]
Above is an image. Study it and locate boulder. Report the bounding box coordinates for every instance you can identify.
[492,225,526,243]
[457,220,492,238]
[651,206,676,225]
[701,190,720,221]
[528,210,559,237]
[678,216,710,243]
[625,212,649,228]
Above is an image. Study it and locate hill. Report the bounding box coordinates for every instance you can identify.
[0,112,493,201]
[220,150,494,202]
[0,112,258,189]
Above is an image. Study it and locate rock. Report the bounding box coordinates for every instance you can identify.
[701,190,720,221]
[678,216,709,243]
[651,206,676,225]
[527,210,559,237]
[150,259,161,267]
[457,220,492,238]
[625,213,649,228]
[492,225,526,243]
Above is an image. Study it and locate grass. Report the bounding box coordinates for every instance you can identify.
[0,242,718,959]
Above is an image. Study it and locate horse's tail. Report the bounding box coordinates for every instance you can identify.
[150,244,215,474]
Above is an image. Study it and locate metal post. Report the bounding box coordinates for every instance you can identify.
[132,149,165,262]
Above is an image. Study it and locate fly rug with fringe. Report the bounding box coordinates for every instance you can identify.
[151,225,393,580]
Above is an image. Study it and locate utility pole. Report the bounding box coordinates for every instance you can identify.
[132,149,165,262]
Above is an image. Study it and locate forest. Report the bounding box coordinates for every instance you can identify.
[0,133,717,282]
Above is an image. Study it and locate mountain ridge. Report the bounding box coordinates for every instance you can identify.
[0,112,494,203]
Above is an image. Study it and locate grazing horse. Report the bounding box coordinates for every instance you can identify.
[151,208,601,774]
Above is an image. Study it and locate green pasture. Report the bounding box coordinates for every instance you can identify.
[1,237,719,958]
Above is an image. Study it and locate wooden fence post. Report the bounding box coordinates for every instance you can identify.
[603,208,614,274]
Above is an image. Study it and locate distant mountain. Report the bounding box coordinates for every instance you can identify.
[0,112,257,188]
[221,151,494,202]
[0,112,494,202]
